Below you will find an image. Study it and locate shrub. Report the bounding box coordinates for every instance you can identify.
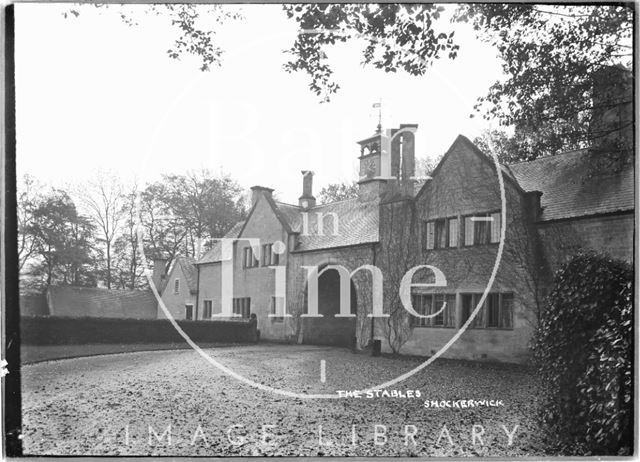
[532,252,633,455]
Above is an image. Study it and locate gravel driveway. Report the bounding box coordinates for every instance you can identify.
[22,344,548,456]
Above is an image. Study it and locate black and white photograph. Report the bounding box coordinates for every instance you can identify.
[3,1,636,458]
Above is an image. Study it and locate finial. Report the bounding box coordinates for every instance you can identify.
[373,100,382,133]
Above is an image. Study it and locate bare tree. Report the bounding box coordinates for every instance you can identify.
[74,171,126,289]
[17,175,40,272]
[112,182,147,290]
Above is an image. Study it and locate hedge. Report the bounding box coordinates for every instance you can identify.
[21,315,258,345]
[532,252,633,455]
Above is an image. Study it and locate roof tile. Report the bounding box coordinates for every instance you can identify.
[508,150,634,221]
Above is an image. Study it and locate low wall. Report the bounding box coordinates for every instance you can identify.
[21,316,258,345]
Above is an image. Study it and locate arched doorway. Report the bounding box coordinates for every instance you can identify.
[302,266,357,347]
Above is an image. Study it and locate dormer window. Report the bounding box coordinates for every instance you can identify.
[463,212,501,246]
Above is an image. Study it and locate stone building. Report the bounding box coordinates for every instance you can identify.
[155,71,633,362]
[156,256,198,320]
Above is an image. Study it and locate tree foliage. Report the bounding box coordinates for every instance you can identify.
[532,252,633,455]
[66,4,242,72]
[460,4,633,162]
[473,129,528,164]
[283,4,632,160]
[18,171,247,291]
[67,4,631,161]
[26,189,96,288]
[140,171,246,268]
[283,4,458,101]
[318,181,358,204]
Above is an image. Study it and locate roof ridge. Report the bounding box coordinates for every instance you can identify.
[274,200,300,208]
[312,197,359,208]
[507,149,589,167]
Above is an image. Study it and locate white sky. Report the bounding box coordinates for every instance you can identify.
[15,3,504,203]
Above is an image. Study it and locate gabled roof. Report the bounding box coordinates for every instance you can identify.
[47,286,157,319]
[237,192,294,238]
[281,198,379,252]
[275,201,304,231]
[215,193,379,253]
[167,256,197,294]
[507,150,634,221]
[416,135,526,200]
[197,220,245,265]
[415,134,633,222]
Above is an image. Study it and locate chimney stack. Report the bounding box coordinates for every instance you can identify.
[298,171,316,209]
[524,191,543,222]
[399,124,417,183]
[152,257,168,291]
[590,65,632,157]
[250,186,274,208]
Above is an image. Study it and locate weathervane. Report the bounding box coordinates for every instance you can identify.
[373,99,382,133]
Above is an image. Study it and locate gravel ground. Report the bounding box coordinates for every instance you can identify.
[22,344,549,456]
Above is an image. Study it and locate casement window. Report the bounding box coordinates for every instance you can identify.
[410,293,456,328]
[261,244,280,266]
[185,304,193,320]
[434,219,447,249]
[423,217,459,250]
[424,221,435,250]
[460,292,513,329]
[232,297,251,318]
[270,296,285,322]
[243,247,259,268]
[448,217,459,247]
[203,300,213,319]
[489,212,501,243]
[174,278,180,294]
[463,211,501,246]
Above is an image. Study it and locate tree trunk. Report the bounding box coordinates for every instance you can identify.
[106,242,111,289]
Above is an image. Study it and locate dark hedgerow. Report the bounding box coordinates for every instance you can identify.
[532,252,633,455]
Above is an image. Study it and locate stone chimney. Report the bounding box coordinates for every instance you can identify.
[152,257,168,291]
[399,124,417,183]
[250,186,274,208]
[298,171,316,209]
[590,65,632,157]
[386,123,418,198]
[524,191,543,222]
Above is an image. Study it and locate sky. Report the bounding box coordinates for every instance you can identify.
[15,3,504,204]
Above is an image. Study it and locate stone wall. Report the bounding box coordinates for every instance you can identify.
[197,262,222,319]
[537,212,634,272]
[232,194,292,341]
[375,137,542,363]
[287,245,376,348]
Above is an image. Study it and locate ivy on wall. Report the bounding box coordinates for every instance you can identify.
[532,252,632,455]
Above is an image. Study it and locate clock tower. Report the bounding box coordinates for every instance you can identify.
[357,129,388,202]
[357,123,418,202]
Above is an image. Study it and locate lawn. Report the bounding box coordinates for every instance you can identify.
[21,344,549,456]
[21,342,239,364]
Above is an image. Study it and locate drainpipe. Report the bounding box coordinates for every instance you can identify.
[370,243,377,345]
[195,265,201,321]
